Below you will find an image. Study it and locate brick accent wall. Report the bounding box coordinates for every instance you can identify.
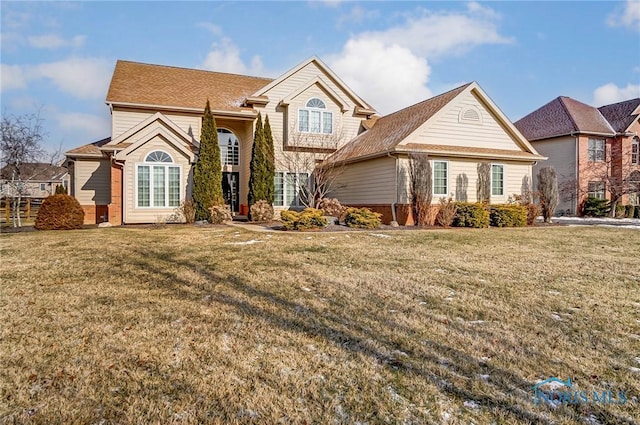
[346,203,414,225]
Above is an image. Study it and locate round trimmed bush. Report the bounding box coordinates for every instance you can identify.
[35,194,85,230]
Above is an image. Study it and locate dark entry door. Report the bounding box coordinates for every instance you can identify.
[222,172,239,213]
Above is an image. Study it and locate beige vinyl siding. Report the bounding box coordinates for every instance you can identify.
[397,156,533,204]
[404,90,525,151]
[259,61,367,170]
[74,159,111,205]
[112,108,201,141]
[531,136,576,214]
[122,137,191,224]
[330,157,396,204]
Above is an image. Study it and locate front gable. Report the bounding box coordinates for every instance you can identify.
[399,83,540,157]
[107,112,196,163]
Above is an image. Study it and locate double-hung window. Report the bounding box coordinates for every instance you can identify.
[137,150,181,208]
[491,164,504,196]
[632,137,639,165]
[298,98,333,135]
[274,172,310,207]
[432,161,448,196]
[588,138,605,162]
[587,181,606,200]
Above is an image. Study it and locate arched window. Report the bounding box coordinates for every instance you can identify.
[218,128,239,166]
[632,136,639,165]
[137,150,181,208]
[298,97,332,134]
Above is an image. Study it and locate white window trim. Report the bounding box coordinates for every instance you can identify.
[632,137,639,165]
[218,128,240,166]
[274,171,310,207]
[432,160,449,197]
[587,181,606,200]
[588,138,606,162]
[135,150,182,209]
[491,163,505,197]
[297,97,333,135]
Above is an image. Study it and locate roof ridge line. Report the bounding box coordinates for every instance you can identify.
[115,59,273,81]
[558,96,580,133]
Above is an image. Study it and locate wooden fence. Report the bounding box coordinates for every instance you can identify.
[0,198,42,224]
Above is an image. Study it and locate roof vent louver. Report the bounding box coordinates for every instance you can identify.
[459,106,482,124]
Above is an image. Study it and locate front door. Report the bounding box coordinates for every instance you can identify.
[222,172,239,213]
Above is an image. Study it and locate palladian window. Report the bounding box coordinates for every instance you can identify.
[298,98,333,134]
[137,150,181,208]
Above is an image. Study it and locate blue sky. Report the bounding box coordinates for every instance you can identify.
[1,1,639,154]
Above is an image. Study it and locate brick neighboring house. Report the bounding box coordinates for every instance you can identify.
[0,162,70,200]
[515,97,640,215]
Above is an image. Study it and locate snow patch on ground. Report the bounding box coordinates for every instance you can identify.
[369,233,391,238]
[463,400,480,409]
[224,239,263,245]
[552,216,640,229]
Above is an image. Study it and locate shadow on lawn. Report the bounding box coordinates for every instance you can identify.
[113,247,634,425]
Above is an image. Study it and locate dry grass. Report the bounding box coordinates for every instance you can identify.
[1,225,638,424]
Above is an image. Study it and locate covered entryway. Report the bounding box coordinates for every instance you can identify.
[222,172,239,213]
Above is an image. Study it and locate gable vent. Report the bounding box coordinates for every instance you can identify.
[459,106,482,124]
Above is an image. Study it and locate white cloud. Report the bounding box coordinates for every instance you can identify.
[607,0,640,31]
[200,37,264,76]
[27,34,86,49]
[196,22,223,36]
[0,64,29,91]
[355,5,513,59]
[593,82,640,105]
[33,57,112,99]
[327,3,511,114]
[336,5,379,28]
[55,111,111,138]
[329,39,432,114]
[0,32,25,51]
[1,57,112,99]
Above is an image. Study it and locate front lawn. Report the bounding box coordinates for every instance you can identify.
[1,226,638,424]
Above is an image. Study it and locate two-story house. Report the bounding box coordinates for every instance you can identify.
[515,97,640,215]
[65,57,376,224]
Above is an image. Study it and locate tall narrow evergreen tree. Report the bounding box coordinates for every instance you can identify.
[249,113,275,207]
[192,100,223,221]
[262,115,275,204]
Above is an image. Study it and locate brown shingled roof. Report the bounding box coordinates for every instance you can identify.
[65,137,110,157]
[598,98,640,133]
[327,83,471,164]
[1,163,68,181]
[515,96,614,141]
[106,60,273,111]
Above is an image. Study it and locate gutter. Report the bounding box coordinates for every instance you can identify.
[387,152,398,223]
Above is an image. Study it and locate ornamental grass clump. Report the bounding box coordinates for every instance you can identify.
[250,200,274,222]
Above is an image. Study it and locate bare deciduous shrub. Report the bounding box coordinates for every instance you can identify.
[408,153,432,226]
[318,198,346,218]
[250,200,274,222]
[435,197,457,228]
[477,163,491,203]
[208,205,232,224]
[181,200,196,223]
[537,167,559,223]
[34,194,84,230]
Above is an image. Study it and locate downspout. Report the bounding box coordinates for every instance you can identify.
[388,152,398,223]
[572,132,579,215]
[111,152,126,224]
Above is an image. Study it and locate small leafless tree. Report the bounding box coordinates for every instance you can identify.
[277,126,345,209]
[477,162,491,203]
[537,166,559,223]
[408,152,432,225]
[1,111,60,227]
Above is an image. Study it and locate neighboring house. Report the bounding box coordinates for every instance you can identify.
[0,163,69,200]
[325,82,545,224]
[65,57,376,224]
[515,97,640,215]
